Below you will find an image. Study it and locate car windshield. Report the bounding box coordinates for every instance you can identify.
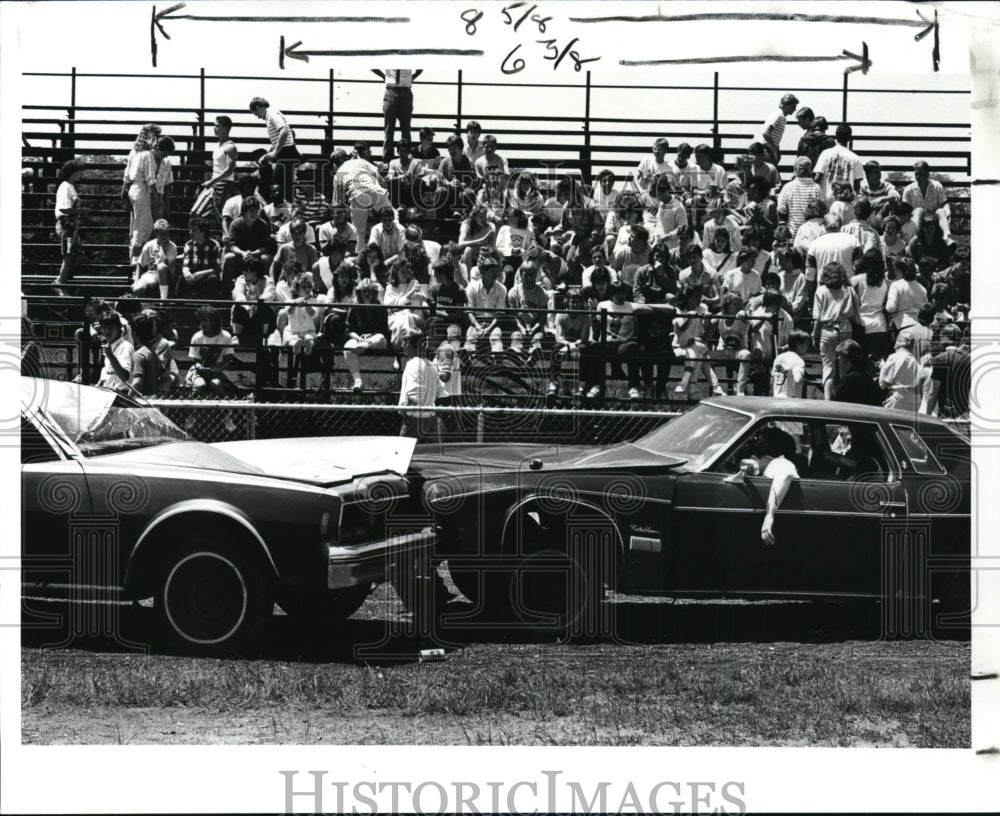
[38,382,189,457]
[630,403,752,471]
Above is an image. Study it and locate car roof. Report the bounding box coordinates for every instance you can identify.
[703,395,956,432]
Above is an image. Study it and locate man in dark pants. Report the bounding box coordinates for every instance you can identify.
[249,97,300,202]
[373,69,423,162]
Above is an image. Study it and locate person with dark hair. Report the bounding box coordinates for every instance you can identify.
[398,328,445,441]
[678,244,721,308]
[632,241,679,305]
[133,218,178,299]
[886,256,928,331]
[122,123,162,209]
[792,197,829,258]
[250,96,300,201]
[841,198,880,252]
[128,312,166,397]
[53,159,86,293]
[590,168,621,217]
[549,287,592,398]
[814,123,864,202]
[669,142,696,197]
[329,146,391,246]
[668,223,701,270]
[672,285,724,398]
[192,115,238,219]
[898,302,936,361]
[743,141,781,196]
[859,160,899,211]
[463,251,506,353]
[813,261,860,399]
[611,224,651,289]
[317,207,359,256]
[387,138,425,208]
[922,323,970,418]
[777,156,824,238]
[605,194,644,256]
[186,306,236,417]
[850,247,889,362]
[457,206,497,272]
[907,209,955,266]
[222,175,266,241]
[795,110,836,169]
[755,92,799,165]
[686,144,727,229]
[223,196,274,290]
[178,216,222,298]
[369,207,406,266]
[128,135,174,259]
[463,120,484,165]
[879,215,907,268]
[438,134,477,212]
[96,312,134,392]
[723,249,764,305]
[743,177,778,248]
[372,69,422,161]
[831,339,882,406]
[771,330,811,398]
[581,280,642,400]
[338,277,390,393]
[756,425,800,545]
[715,291,752,395]
[474,134,510,209]
[359,242,390,291]
[230,259,277,342]
[902,160,952,240]
[416,126,440,169]
[270,217,319,283]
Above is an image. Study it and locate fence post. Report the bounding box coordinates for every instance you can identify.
[456,69,463,133]
[599,308,609,397]
[247,405,256,440]
[476,407,484,443]
[63,66,77,153]
[842,73,849,125]
[581,70,592,184]
[197,67,206,153]
[712,71,720,156]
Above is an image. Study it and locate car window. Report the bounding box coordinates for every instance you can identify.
[892,425,946,475]
[632,403,751,470]
[21,417,59,464]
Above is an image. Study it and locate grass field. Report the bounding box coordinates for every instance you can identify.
[20,586,970,746]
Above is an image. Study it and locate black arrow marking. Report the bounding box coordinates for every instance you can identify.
[621,42,871,75]
[151,2,410,66]
[573,9,939,71]
[280,39,483,69]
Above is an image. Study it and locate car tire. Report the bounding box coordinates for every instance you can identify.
[153,538,273,655]
[278,584,372,625]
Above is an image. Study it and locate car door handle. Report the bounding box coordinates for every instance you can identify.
[880,500,906,517]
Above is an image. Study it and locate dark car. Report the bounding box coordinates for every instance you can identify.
[20,378,430,653]
[415,398,971,637]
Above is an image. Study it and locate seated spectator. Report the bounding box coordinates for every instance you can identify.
[907,209,955,266]
[886,257,928,331]
[746,269,795,318]
[96,312,134,393]
[505,259,550,357]
[133,218,178,299]
[387,138,424,208]
[644,176,687,249]
[230,259,277,341]
[605,194,644,255]
[777,156,823,237]
[317,207,359,255]
[369,207,406,265]
[549,287,591,397]
[415,126,441,170]
[850,247,890,362]
[425,259,468,339]
[463,251,506,354]
[723,249,763,304]
[384,258,428,352]
[129,312,168,398]
[330,278,390,393]
[791,199,828,257]
[270,217,319,283]
[581,244,617,289]
[879,333,920,411]
[326,263,359,306]
[841,198,880,253]
[611,224,651,289]
[312,237,350,296]
[894,200,918,244]
[276,213,317,247]
[186,305,236,398]
[177,216,222,298]
[474,134,510,208]
[902,160,952,240]
[814,123,864,202]
[742,141,781,196]
[831,339,882,406]
[400,225,432,285]
[283,274,321,356]
[879,215,908,270]
[589,169,621,217]
[859,160,899,213]
[542,176,573,226]
[463,120,485,165]
[292,163,329,230]
[795,110,835,169]
[632,241,679,305]
[812,262,861,399]
[678,244,721,309]
[275,260,303,303]
[495,207,534,266]
[686,144,727,229]
[703,226,739,277]
[669,142,696,197]
[263,183,292,233]
[921,323,970,418]
[715,291,752,395]
[222,176,267,241]
[457,206,497,272]
[359,242,390,291]
[223,196,274,290]
[505,171,544,216]
[582,281,641,400]
[771,329,812,398]
[672,285,724,398]
[742,229,772,276]
[742,177,778,249]
[636,137,671,192]
[668,224,702,270]
[438,133,477,213]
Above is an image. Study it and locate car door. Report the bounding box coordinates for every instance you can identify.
[21,414,93,589]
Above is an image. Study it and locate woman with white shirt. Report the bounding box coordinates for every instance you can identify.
[850,248,890,362]
[128,135,174,259]
[383,259,427,350]
[886,256,928,331]
[879,333,920,412]
[812,261,861,400]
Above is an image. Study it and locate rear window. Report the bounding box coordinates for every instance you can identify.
[892,425,946,475]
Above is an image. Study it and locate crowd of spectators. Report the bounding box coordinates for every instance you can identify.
[39,89,972,423]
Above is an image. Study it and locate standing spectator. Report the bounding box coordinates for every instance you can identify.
[922,323,970,418]
[850,247,890,362]
[777,156,824,238]
[807,214,860,303]
[329,146,391,245]
[474,135,510,209]
[133,219,178,299]
[755,93,799,165]
[270,218,319,283]
[398,329,445,441]
[898,303,936,361]
[128,313,166,398]
[341,278,390,393]
[463,120,485,165]
[743,142,781,196]
[224,197,274,290]
[886,257,928,331]
[463,252,507,353]
[590,169,621,217]
[121,123,161,210]
[53,159,86,294]
[432,325,464,411]
[771,330,811,398]
[373,69,422,161]
[831,339,882,406]
[636,137,671,192]
[902,161,952,240]
[841,198,880,253]
[812,262,861,400]
[795,111,835,169]
[879,334,920,411]
[249,96,300,202]
[128,136,174,259]
[177,216,222,298]
[743,178,779,249]
[716,292,752,395]
[747,290,795,395]
[828,183,857,229]
[192,115,237,219]
[96,312,134,392]
[792,199,829,257]
[584,281,641,400]
[814,124,864,203]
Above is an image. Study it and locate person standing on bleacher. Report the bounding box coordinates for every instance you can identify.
[373,70,423,162]
[191,115,238,220]
[250,97,300,203]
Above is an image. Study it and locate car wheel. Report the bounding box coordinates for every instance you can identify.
[278,584,372,624]
[153,538,273,655]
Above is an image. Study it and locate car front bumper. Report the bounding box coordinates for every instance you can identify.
[327,527,435,590]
